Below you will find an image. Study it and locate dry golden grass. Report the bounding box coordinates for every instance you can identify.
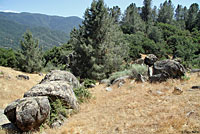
[0,66,200,134]
[40,73,200,134]
[0,66,44,108]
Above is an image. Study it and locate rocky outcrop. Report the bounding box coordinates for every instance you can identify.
[153,59,185,79]
[24,81,79,110]
[4,97,50,132]
[144,54,158,66]
[4,70,80,132]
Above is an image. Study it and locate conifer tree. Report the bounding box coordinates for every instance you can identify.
[157,0,174,24]
[17,31,43,73]
[186,3,199,31]
[152,6,158,22]
[121,3,145,34]
[141,0,152,23]
[70,0,128,80]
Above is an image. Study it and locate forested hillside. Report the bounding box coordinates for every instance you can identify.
[0,12,82,49]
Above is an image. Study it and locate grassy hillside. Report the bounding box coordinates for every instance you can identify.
[0,66,199,134]
[0,66,44,108]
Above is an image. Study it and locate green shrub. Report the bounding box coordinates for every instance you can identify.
[109,69,131,82]
[73,86,92,103]
[47,98,68,126]
[108,64,148,82]
[129,64,148,78]
[83,79,96,88]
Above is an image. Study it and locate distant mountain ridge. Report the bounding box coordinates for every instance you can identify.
[0,12,83,50]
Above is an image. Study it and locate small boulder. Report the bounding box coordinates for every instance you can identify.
[40,70,80,89]
[16,75,29,80]
[24,81,79,110]
[144,54,158,66]
[172,87,183,95]
[112,76,129,85]
[149,72,169,83]
[153,59,185,79]
[4,97,50,132]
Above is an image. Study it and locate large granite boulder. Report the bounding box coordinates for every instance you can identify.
[153,59,185,79]
[24,81,79,110]
[40,70,80,89]
[144,54,158,66]
[4,97,50,132]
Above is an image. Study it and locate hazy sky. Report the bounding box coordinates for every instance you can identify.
[0,0,199,18]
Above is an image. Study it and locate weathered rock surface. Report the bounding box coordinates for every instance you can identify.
[24,81,79,110]
[4,96,50,132]
[153,59,185,79]
[144,54,158,66]
[40,70,80,88]
[190,69,200,73]
[16,74,29,80]
[0,109,10,126]
[149,72,169,82]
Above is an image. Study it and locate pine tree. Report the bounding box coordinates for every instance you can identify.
[70,0,128,80]
[157,0,174,24]
[152,6,158,22]
[109,6,121,23]
[175,4,184,21]
[141,0,152,23]
[121,3,145,34]
[186,3,199,31]
[196,11,200,30]
[17,31,43,73]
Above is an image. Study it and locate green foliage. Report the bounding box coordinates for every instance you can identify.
[48,98,68,126]
[129,64,148,78]
[157,0,174,24]
[186,3,199,31]
[17,31,43,73]
[0,12,83,50]
[108,69,131,82]
[83,79,96,88]
[43,43,73,71]
[73,86,92,103]
[121,3,146,34]
[108,64,148,82]
[123,32,145,60]
[181,74,190,81]
[0,48,17,68]
[71,0,129,80]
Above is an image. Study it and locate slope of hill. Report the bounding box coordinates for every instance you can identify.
[0,12,82,50]
[0,66,200,134]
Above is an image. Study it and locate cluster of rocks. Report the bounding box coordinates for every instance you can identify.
[144,54,186,83]
[103,54,186,89]
[3,70,80,132]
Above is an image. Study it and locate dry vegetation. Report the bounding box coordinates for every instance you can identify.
[43,73,200,134]
[0,66,200,134]
[0,66,44,108]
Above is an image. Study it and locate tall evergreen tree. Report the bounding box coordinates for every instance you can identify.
[175,4,184,21]
[157,0,174,24]
[141,0,152,22]
[109,6,121,23]
[152,6,158,22]
[70,0,128,80]
[183,6,188,21]
[186,3,199,31]
[196,10,200,30]
[121,3,145,34]
[17,31,43,73]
